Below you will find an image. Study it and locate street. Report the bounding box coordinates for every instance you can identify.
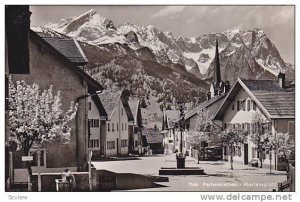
[92,154,287,191]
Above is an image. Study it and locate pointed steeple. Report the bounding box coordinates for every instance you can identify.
[214,39,221,85]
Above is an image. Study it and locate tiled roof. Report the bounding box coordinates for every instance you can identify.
[98,89,123,120]
[43,37,88,65]
[241,79,295,117]
[142,128,163,144]
[214,78,295,120]
[98,89,134,121]
[185,94,226,120]
[128,99,139,123]
[30,30,102,92]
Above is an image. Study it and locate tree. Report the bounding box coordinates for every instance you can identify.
[187,110,218,163]
[250,112,272,168]
[8,77,78,190]
[270,132,295,170]
[219,127,247,170]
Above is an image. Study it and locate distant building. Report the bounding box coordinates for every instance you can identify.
[5,6,103,186]
[213,76,295,169]
[161,108,180,154]
[97,89,134,157]
[143,128,164,154]
[128,99,143,155]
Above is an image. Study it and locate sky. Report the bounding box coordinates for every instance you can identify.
[30,5,295,64]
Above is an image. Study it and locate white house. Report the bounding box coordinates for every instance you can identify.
[128,99,143,155]
[98,89,134,157]
[213,75,295,169]
[162,109,180,154]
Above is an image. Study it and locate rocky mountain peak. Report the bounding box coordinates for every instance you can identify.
[42,10,294,82]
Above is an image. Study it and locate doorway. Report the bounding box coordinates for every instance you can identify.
[244,144,248,165]
[116,138,119,156]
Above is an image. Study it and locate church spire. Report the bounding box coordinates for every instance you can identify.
[214,39,221,85]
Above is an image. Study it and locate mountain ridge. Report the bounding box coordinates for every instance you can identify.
[38,9,294,83]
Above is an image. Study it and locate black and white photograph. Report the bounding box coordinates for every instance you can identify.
[3,3,296,198]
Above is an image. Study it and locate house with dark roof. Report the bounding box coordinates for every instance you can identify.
[161,109,180,154]
[143,128,164,154]
[5,6,103,186]
[92,89,134,157]
[128,99,143,155]
[213,76,295,169]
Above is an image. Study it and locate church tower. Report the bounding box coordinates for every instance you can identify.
[214,39,221,85]
[209,39,223,98]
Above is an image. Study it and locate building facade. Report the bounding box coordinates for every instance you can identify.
[5,6,103,186]
[128,99,143,155]
[97,89,134,157]
[213,77,295,169]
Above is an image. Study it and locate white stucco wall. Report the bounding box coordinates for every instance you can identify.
[222,88,275,166]
[105,98,129,157]
[88,97,101,141]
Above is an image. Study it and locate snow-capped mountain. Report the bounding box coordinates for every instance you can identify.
[34,9,294,83]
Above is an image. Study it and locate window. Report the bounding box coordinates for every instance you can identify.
[232,104,235,110]
[252,101,257,111]
[237,100,240,111]
[94,119,99,128]
[89,119,99,128]
[88,119,93,128]
[233,146,241,157]
[224,123,227,129]
[107,123,110,131]
[121,139,128,147]
[112,123,115,131]
[107,141,115,150]
[89,139,100,148]
[88,102,91,110]
[247,100,250,111]
[241,100,246,111]
[122,123,124,131]
[121,108,124,116]
[94,139,99,148]
[125,123,127,131]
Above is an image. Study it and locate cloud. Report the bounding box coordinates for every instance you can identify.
[152,6,186,18]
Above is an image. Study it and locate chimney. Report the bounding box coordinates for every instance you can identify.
[207,92,211,100]
[278,72,285,88]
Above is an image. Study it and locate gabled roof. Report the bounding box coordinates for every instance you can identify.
[29,30,102,92]
[43,37,88,65]
[213,78,295,120]
[164,110,180,129]
[142,128,163,144]
[128,99,140,123]
[185,94,226,120]
[98,89,134,121]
